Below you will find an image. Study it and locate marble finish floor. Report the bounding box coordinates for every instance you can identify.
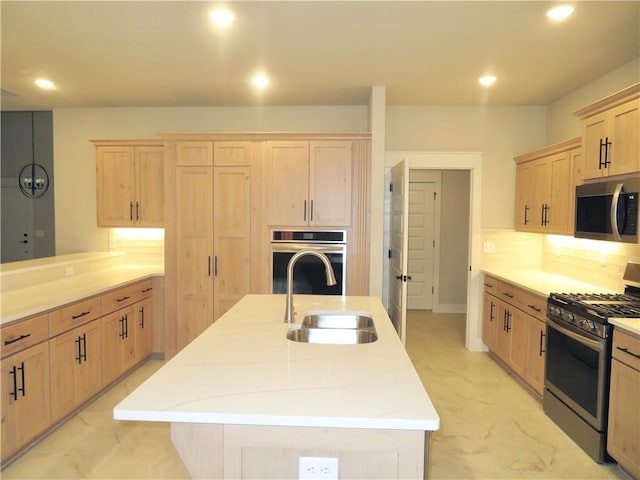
[2,311,631,479]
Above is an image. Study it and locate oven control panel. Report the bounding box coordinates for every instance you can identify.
[547,304,609,339]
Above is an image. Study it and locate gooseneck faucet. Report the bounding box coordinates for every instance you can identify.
[284,249,337,324]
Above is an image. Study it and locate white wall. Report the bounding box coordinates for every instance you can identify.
[546,57,640,144]
[385,106,547,230]
[52,106,368,255]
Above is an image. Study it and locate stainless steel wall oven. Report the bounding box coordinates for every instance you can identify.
[270,230,346,296]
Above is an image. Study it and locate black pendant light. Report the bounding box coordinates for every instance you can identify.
[18,112,49,198]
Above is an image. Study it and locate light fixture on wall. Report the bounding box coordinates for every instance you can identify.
[18,112,50,198]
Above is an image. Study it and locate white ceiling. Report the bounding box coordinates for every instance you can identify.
[1,1,639,110]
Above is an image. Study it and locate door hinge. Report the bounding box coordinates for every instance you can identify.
[432,286,434,294]
[433,192,437,200]
[389,182,393,192]
[432,239,435,248]
[388,249,392,259]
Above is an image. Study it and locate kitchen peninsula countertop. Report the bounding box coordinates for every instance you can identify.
[114,294,440,431]
[1,260,163,325]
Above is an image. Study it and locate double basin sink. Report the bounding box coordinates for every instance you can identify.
[286,311,378,344]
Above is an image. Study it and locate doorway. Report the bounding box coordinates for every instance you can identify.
[384,151,483,351]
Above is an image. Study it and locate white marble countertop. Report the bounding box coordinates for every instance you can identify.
[1,264,163,325]
[114,294,440,431]
[482,268,617,297]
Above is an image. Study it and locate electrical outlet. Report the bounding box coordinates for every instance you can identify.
[482,241,495,254]
[299,456,338,480]
[109,237,117,249]
[65,266,75,276]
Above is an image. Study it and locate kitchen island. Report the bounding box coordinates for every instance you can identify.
[114,294,439,479]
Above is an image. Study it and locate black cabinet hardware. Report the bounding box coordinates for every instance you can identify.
[303,200,307,221]
[129,201,134,221]
[116,296,130,303]
[139,307,145,328]
[599,137,612,169]
[617,346,640,359]
[75,334,88,364]
[310,200,314,221]
[490,301,495,321]
[8,363,25,400]
[214,256,218,276]
[502,292,514,299]
[135,202,139,221]
[4,333,31,345]
[524,205,529,225]
[208,256,212,277]
[71,311,90,320]
[539,330,546,356]
[119,315,129,340]
[528,304,542,313]
[141,287,153,293]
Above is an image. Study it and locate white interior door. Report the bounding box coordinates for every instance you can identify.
[388,159,409,345]
[407,181,437,310]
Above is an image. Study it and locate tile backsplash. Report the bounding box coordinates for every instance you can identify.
[481,229,639,292]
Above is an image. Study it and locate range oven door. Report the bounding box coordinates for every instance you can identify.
[544,316,611,431]
[271,243,346,295]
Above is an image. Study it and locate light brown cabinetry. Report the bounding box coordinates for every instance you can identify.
[607,328,640,479]
[482,274,546,395]
[49,318,102,422]
[266,140,352,226]
[172,141,253,352]
[575,84,640,179]
[94,140,164,227]
[1,340,51,460]
[514,138,580,235]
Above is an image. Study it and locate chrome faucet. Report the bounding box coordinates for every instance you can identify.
[284,249,337,324]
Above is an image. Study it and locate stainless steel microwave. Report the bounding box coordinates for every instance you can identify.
[575,177,639,243]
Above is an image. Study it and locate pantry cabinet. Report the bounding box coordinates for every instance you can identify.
[574,83,640,179]
[607,327,640,479]
[266,140,352,227]
[49,319,102,422]
[94,140,164,227]
[482,274,547,395]
[514,138,579,235]
[172,141,253,352]
[1,341,51,459]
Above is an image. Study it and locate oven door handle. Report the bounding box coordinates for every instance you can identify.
[547,317,604,351]
[271,243,345,253]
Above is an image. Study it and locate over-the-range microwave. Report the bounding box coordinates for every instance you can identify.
[575,177,639,243]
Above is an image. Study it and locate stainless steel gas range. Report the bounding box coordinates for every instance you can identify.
[543,261,640,463]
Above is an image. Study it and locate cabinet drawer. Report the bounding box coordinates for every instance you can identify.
[495,280,518,303]
[1,314,49,358]
[515,288,547,322]
[101,284,140,315]
[483,275,499,295]
[136,279,153,298]
[612,328,640,371]
[49,296,101,337]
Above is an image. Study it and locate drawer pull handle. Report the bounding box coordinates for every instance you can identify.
[4,333,31,345]
[72,311,91,319]
[528,304,541,312]
[617,346,640,359]
[483,282,494,288]
[116,296,130,302]
[141,287,153,293]
[502,292,514,299]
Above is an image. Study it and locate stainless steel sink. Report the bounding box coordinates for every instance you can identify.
[301,312,374,329]
[286,327,378,344]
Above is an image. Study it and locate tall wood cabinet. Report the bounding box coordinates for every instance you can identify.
[514,137,580,235]
[93,140,164,227]
[574,83,640,179]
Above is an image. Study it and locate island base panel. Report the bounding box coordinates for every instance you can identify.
[171,423,429,479]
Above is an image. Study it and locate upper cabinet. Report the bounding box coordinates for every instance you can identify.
[574,83,640,180]
[93,140,164,227]
[266,140,352,227]
[514,138,580,235]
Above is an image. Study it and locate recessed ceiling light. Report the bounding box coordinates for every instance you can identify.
[34,78,55,89]
[546,5,574,20]
[478,75,497,87]
[252,74,270,89]
[210,8,234,28]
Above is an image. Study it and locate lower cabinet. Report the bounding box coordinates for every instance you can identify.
[135,297,152,361]
[1,342,51,459]
[607,328,640,479]
[102,305,137,386]
[49,319,103,422]
[482,274,546,395]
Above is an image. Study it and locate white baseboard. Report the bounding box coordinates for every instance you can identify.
[432,303,466,314]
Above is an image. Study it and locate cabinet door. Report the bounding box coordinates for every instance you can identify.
[547,152,571,234]
[213,166,251,320]
[96,146,136,226]
[176,141,213,167]
[309,141,352,226]
[102,306,136,386]
[523,316,545,395]
[608,99,640,177]
[582,112,608,179]
[532,160,551,229]
[266,141,310,226]
[515,162,534,231]
[176,167,214,351]
[607,359,640,479]
[493,301,511,362]
[507,309,526,377]
[482,292,498,350]
[135,298,152,361]
[1,342,51,460]
[75,319,103,406]
[136,146,164,226]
